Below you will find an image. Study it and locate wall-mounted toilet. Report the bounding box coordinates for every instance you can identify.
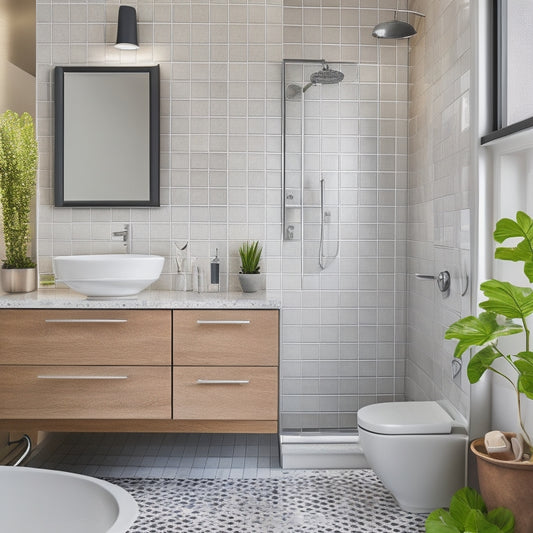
[358,401,468,513]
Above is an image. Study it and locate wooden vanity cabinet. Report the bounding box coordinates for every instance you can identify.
[0,309,171,366]
[0,366,170,419]
[0,307,279,434]
[172,310,279,433]
[0,309,172,421]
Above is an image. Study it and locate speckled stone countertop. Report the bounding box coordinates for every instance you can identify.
[0,289,281,309]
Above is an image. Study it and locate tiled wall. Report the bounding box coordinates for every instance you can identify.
[36,0,285,289]
[407,0,473,417]
[36,0,409,431]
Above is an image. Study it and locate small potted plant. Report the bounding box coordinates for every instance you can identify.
[445,211,533,532]
[0,110,38,293]
[238,240,263,293]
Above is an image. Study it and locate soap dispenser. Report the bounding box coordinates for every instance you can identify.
[209,248,220,292]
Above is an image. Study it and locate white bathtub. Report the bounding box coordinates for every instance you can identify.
[0,466,138,533]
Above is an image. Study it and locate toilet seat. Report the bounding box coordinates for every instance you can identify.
[357,401,453,435]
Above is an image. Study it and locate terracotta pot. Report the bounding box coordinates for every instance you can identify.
[1,267,36,293]
[471,434,533,533]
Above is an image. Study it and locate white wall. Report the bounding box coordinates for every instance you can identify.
[487,136,533,439]
[407,0,474,418]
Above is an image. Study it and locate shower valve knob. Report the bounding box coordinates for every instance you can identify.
[415,271,451,293]
[437,271,451,293]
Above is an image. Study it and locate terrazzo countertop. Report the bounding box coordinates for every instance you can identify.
[0,289,281,309]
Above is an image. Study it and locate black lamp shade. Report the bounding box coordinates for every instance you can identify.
[115,6,139,50]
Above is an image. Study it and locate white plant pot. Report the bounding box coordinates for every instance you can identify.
[238,273,263,293]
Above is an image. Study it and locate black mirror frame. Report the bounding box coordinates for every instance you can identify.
[54,65,160,207]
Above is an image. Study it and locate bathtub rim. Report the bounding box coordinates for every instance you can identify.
[0,465,139,532]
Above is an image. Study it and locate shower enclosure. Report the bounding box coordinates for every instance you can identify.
[282,59,355,276]
[280,59,409,456]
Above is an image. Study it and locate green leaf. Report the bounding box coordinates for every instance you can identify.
[515,354,533,397]
[486,507,515,533]
[425,509,462,533]
[525,262,533,283]
[479,280,533,319]
[493,211,533,282]
[449,487,486,525]
[445,312,523,359]
[515,351,533,366]
[467,346,502,384]
[464,509,502,533]
[516,362,533,399]
[494,212,533,243]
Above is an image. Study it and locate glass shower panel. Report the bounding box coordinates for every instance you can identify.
[283,61,359,276]
[281,59,407,433]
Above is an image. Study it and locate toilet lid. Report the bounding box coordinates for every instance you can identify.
[357,401,453,435]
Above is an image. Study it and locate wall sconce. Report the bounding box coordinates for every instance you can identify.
[115,5,139,50]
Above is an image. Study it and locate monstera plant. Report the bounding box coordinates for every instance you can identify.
[445,211,533,455]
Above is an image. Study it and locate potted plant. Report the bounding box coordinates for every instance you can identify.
[0,110,38,293]
[426,486,514,533]
[445,211,533,532]
[238,241,263,293]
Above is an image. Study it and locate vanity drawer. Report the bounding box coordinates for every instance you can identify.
[0,366,171,419]
[173,310,279,366]
[173,366,278,420]
[0,309,171,365]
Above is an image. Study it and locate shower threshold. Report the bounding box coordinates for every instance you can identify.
[279,430,368,470]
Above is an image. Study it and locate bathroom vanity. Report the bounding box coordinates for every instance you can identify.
[0,291,280,434]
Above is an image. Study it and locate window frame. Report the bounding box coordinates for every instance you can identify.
[481,0,533,144]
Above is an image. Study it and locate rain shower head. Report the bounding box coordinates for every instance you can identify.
[372,9,425,39]
[310,64,344,85]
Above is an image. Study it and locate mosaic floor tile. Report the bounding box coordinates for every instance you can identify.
[110,470,427,533]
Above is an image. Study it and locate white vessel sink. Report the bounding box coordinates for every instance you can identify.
[53,254,165,297]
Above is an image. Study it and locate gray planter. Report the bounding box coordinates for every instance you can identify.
[1,267,37,293]
[238,273,263,293]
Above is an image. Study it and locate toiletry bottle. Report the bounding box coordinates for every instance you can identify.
[191,257,200,292]
[210,249,220,292]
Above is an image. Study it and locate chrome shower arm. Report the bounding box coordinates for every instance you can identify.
[395,9,426,17]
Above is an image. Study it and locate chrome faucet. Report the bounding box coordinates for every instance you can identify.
[112,224,131,253]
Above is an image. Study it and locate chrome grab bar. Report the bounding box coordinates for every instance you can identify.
[196,320,251,325]
[37,375,128,380]
[45,319,128,323]
[196,379,250,385]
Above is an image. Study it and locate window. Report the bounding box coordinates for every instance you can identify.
[482,0,533,143]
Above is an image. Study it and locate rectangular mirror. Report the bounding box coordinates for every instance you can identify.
[54,65,160,207]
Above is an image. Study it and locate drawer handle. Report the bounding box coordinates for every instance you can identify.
[196,320,251,325]
[37,375,129,380]
[45,319,128,323]
[196,379,250,385]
